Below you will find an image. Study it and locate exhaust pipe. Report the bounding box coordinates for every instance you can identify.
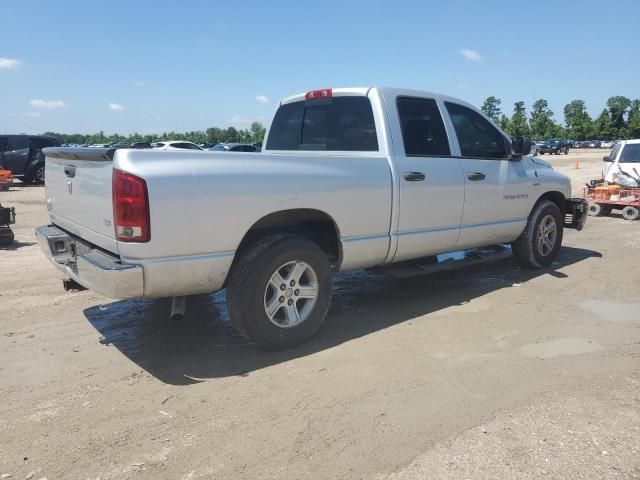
[170,296,187,322]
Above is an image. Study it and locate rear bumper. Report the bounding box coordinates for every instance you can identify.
[563,198,588,231]
[35,225,143,299]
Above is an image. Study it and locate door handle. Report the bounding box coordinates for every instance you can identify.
[467,172,486,181]
[404,171,426,182]
[64,165,76,178]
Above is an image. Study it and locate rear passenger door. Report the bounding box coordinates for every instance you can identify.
[388,95,465,262]
[444,102,534,249]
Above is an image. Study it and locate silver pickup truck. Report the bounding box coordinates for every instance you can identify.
[37,87,587,349]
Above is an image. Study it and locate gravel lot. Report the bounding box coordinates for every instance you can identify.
[1,150,639,479]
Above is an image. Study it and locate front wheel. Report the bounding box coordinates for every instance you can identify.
[226,235,333,349]
[512,200,564,268]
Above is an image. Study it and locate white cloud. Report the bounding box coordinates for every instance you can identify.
[255,95,269,104]
[0,57,22,70]
[458,49,482,62]
[30,99,66,109]
[109,103,124,111]
[21,111,43,118]
[133,80,145,87]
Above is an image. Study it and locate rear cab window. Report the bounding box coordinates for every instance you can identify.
[266,96,378,151]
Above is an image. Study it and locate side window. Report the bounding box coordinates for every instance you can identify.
[445,102,507,159]
[397,97,451,156]
[0,137,8,152]
[266,96,378,151]
[229,145,243,152]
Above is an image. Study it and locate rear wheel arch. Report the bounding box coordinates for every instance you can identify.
[232,209,343,272]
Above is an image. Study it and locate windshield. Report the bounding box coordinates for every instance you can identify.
[620,144,640,163]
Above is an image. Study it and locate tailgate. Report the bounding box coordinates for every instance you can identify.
[43,147,119,253]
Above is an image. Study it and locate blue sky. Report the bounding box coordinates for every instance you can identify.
[1,0,638,135]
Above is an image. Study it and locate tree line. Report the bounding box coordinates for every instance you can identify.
[43,121,267,146]
[481,95,640,141]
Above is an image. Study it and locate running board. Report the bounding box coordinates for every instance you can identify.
[371,245,512,279]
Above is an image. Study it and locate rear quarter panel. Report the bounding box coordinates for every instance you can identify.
[114,149,393,275]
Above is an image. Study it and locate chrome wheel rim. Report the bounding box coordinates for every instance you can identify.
[264,260,318,328]
[36,167,45,183]
[536,214,557,256]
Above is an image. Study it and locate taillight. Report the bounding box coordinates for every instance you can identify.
[305,88,332,100]
[112,169,150,242]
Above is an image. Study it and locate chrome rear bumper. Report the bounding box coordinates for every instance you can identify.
[35,225,143,299]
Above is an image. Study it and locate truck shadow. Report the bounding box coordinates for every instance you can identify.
[84,246,601,385]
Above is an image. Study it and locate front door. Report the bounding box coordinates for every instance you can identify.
[444,102,534,249]
[387,95,465,262]
[3,136,30,175]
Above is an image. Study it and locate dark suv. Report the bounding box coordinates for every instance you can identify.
[539,138,570,155]
[0,134,61,184]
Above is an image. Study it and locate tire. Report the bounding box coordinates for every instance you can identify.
[587,203,602,216]
[33,164,45,184]
[512,200,564,268]
[226,234,333,349]
[564,148,569,155]
[621,206,640,221]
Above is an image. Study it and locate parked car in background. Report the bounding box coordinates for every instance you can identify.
[602,139,640,183]
[600,140,613,149]
[36,86,587,349]
[529,141,540,156]
[0,134,61,184]
[208,143,261,152]
[587,140,601,148]
[151,141,204,151]
[539,139,570,155]
[129,142,152,149]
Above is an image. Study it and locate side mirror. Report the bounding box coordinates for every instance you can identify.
[603,155,612,162]
[512,137,532,156]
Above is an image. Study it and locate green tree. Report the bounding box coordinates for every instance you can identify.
[563,100,593,140]
[498,114,510,132]
[480,96,502,122]
[606,96,631,138]
[529,99,556,140]
[507,101,530,138]
[626,99,640,138]
[595,108,614,140]
[250,121,266,144]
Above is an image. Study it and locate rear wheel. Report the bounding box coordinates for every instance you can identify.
[512,200,563,268]
[226,234,333,349]
[621,206,640,221]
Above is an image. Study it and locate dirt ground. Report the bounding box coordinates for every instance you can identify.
[1,150,639,480]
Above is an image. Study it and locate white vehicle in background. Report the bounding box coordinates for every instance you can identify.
[36,86,587,349]
[602,139,640,183]
[600,140,613,149]
[151,141,203,151]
